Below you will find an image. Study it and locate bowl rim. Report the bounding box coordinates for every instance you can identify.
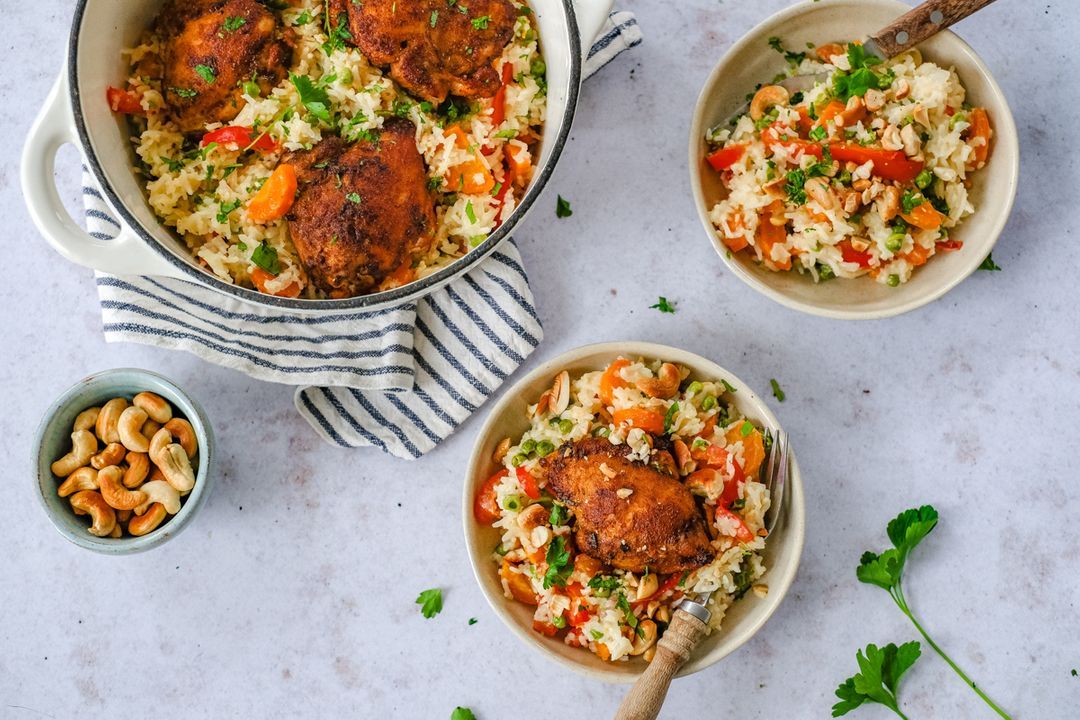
[33,367,215,554]
[65,0,584,312]
[687,0,1020,320]
[462,341,806,683]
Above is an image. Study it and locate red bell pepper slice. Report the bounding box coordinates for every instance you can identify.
[489,63,515,128]
[706,144,746,172]
[936,239,964,252]
[201,125,278,152]
[106,86,144,115]
[714,506,755,544]
[839,240,873,268]
[474,469,507,524]
[718,459,746,509]
[828,143,924,183]
[516,466,541,500]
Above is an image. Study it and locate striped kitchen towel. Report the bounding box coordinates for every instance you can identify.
[85,10,642,459]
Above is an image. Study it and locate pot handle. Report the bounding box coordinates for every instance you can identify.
[21,73,184,279]
[573,0,615,57]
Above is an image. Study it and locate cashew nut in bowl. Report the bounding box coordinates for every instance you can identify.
[149,427,172,461]
[749,85,789,121]
[635,363,682,399]
[128,503,167,536]
[98,466,148,511]
[69,490,117,537]
[51,430,98,477]
[123,452,150,489]
[73,407,101,432]
[133,392,173,424]
[148,464,166,483]
[134,480,181,516]
[90,442,126,470]
[95,398,129,444]
[117,508,133,523]
[163,418,198,458]
[156,444,195,493]
[58,467,99,498]
[142,419,162,439]
[117,406,151,453]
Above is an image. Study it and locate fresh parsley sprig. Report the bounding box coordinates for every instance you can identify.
[832,641,921,719]
[857,506,1012,718]
[416,588,443,619]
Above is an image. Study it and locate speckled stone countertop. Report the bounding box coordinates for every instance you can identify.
[2,1,1077,717]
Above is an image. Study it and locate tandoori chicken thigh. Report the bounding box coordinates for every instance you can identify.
[157,0,292,132]
[327,0,517,103]
[283,119,437,297]
[541,438,716,575]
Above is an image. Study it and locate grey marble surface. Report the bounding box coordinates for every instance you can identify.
[2,1,1078,718]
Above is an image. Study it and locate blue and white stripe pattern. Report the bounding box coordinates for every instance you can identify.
[83,11,641,459]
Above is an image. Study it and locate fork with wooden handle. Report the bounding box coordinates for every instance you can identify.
[613,430,790,720]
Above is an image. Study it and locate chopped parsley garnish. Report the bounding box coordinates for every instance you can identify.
[555,195,573,218]
[616,592,644,638]
[587,575,621,598]
[291,74,331,122]
[784,168,808,204]
[549,503,568,526]
[250,241,281,275]
[978,253,1002,272]
[808,124,828,141]
[222,16,246,32]
[770,378,786,402]
[590,629,604,640]
[322,16,353,54]
[416,588,443,619]
[468,617,478,626]
[172,86,198,99]
[430,10,439,27]
[767,36,806,65]
[293,10,312,25]
[542,536,574,589]
[471,15,492,29]
[215,199,242,223]
[194,64,217,84]
[721,378,738,394]
[663,402,679,434]
[465,201,477,224]
[161,156,184,172]
[833,43,892,101]
[900,191,925,214]
[346,192,362,204]
[451,708,476,720]
[650,296,676,314]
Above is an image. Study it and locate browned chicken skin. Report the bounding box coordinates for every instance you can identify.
[541,438,716,575]
[284,119,436,297]
[157,0,292,132]
[328,0,517,103]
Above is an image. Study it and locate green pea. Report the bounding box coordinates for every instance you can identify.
[510,453,528,467]
[885,234,904,252]
[495,543,510,556]
[552,615,566,628]
[593,426,611,438]
[501,494,526,512]
[520,439,536,455]
[838,170,853,185]
[558,419,574,434]
[339,67,353,85]
[915,169,933,189]
[887,274,900,287]
[536,440,555,457]
[685,381,703,395]
[701,395,718,411]
[531,59,546,76]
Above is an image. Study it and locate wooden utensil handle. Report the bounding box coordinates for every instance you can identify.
[613,610,708,720]
[869,0,997,57]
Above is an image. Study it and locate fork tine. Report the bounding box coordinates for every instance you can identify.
[766,430,789,534]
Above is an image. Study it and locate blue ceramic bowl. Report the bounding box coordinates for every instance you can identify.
[33,368,215,554]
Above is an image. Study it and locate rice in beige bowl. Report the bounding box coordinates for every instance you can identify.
[110,0,546,298]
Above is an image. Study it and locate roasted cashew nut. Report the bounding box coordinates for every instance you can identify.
[163,418,198,458]
[73,407,101,433]
[634,363,682,399]
[133,392,173,424]
[142,419,162,439]
[134,480,181,516]
[128,503,167,536]
[95,398,129,444]
[629,620,658,656]
[51,430,98,477]
[58,467,99,498]
[117,406,151,453]
[98,466,148,511]
[750,85,790,121]
[156,444,195,493]
[90,442,127,470]
[69,490,117,537]
[123,452,151,489]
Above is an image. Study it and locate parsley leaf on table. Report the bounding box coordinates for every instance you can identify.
[857,506,1012,718]
[450,708,476,720]
[416,588,443,619]
[650,296,676,314]
[832,642,921,718]
[979,253,1002,271]
[770,378,786,402]
[555,195,573,218]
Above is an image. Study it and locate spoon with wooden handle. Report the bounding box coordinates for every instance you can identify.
[613,594,713,720]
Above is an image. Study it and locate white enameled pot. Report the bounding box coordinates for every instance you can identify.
[22,0,613,312]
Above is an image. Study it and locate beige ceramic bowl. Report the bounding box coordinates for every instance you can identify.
[463,342,805,682]
[689,0,1019,319]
